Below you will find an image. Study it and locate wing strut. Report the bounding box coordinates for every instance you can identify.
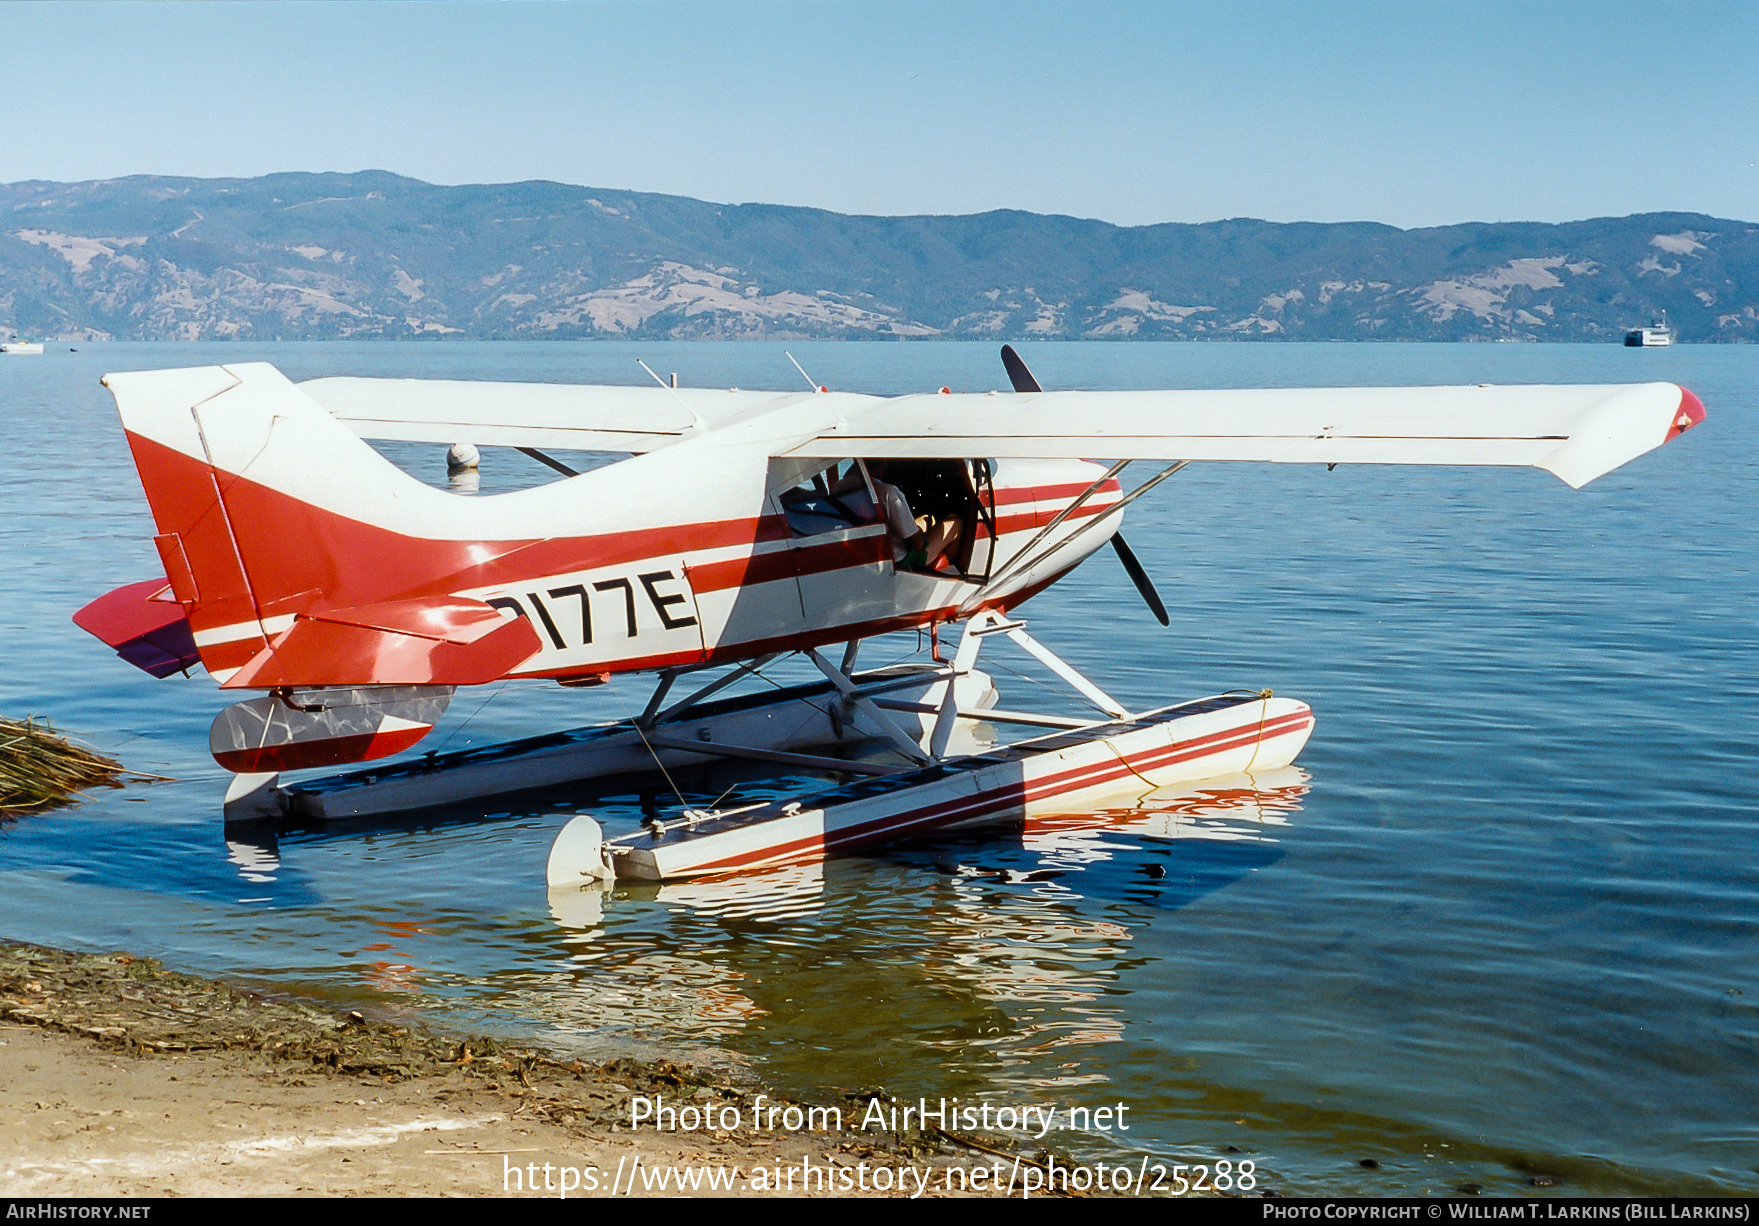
[643,654,783,728]
[995,345,1173,624]
[985,458,1129,595]
[959,456,1188,616]
[517,447,580,477]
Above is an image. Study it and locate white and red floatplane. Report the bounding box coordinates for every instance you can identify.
[71,347,1705,889]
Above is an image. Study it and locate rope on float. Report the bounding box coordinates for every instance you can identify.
[1240,688,1274,775]
[603,677,692,812]
[428,676,522,753]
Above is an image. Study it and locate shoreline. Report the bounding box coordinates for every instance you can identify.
[0,940,1071,1198]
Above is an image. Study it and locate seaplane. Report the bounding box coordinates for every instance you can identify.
[70,347,1705,890]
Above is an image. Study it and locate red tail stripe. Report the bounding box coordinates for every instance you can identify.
[126,431,786,614]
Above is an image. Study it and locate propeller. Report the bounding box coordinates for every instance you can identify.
[1109,534,1170,626]
[1000,344,1042,394]
[999,345,1169,626]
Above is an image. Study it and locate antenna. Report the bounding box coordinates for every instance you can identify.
[637,359,706,429]
[784,351,827,393]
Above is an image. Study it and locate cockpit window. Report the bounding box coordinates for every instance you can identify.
[777,459,881,537]
[768,456,997,582]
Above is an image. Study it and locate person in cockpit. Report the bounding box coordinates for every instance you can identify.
[834,460,961,572]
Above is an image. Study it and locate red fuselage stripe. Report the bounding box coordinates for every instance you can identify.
[992,479,1122,507]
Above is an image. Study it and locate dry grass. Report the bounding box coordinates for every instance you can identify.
[0,716,125,816]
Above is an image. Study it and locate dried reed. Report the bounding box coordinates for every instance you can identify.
[0,716,125,816]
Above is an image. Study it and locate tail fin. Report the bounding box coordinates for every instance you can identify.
[106,365,263,679]
[104,363,539,687]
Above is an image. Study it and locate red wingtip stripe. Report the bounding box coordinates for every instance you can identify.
[1669,387,1706,440]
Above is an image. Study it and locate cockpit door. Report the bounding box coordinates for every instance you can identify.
[771,458,896,633]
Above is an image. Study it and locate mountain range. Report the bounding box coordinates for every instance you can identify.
[2,172,1753,343]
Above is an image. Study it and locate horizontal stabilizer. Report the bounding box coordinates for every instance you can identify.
[227,598,542,688]
[305,596,520,645]
[72,578,201,678]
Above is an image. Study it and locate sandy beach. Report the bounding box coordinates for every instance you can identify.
[0,942,1055,1198]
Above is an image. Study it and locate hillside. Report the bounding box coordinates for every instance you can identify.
[2,172,1753,342]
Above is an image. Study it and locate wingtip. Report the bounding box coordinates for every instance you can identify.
[1667,387,1706,441]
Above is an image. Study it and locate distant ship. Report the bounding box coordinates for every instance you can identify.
[0,340,45,355]
[1624,312,1675,347]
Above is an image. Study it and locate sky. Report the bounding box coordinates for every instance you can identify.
[2,0,1755,229]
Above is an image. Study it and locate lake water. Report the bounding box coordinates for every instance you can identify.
[0,340,1752,1197]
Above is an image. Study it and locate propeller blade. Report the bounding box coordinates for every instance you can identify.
[1000,344,1043,394]
[999,346,1163,624]
[1111,534,1170,626]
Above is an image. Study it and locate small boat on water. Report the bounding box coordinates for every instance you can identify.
[1625,312,1675,347]
[0,340,46,355]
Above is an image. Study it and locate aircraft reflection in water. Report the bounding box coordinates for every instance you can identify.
[530,768,1308,1071]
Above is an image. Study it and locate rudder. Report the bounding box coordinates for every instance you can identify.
[104,363,543,689]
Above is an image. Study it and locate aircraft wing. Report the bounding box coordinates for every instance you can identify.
[299,377,799,452]
[785,382,1704,488]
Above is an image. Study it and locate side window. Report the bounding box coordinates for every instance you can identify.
[777,459,881,538]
